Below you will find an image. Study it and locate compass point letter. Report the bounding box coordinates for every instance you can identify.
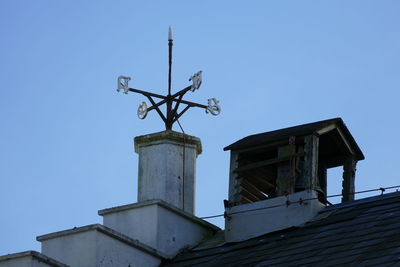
[189,71,202,92]
[117,76,131,94]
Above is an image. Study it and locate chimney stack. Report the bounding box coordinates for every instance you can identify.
[134,130,202,214]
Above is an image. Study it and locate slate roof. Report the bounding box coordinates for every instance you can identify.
[163,191,400,266]
[223,118,364,161]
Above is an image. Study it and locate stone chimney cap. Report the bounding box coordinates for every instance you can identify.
[134,130,202,155]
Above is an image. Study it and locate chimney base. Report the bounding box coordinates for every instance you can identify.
[225,190,325,242]
[98,200,218,258]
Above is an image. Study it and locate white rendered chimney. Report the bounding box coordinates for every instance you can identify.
[134,130,202,214]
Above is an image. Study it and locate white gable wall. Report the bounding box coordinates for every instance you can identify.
[38,226,162,267]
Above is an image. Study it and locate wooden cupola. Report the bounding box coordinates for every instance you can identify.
[224,118,364,207]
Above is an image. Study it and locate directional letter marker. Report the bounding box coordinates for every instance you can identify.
[116,27,220,130]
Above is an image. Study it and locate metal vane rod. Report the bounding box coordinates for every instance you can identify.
[168,26,173,96]
[116,27,221,131]
[165,26,174,130]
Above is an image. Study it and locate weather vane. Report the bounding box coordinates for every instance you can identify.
[116,27,221,131]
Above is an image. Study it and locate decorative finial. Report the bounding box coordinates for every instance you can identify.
[168,26,173,41]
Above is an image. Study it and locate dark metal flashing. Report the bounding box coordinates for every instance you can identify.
[223,118,364,161]
[0,250,69,267]
[36,224,167,259]
[163,191,400,266]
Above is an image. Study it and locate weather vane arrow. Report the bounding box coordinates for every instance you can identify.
[116,27,221,131]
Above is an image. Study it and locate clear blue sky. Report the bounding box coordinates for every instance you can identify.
[1,1,400,255]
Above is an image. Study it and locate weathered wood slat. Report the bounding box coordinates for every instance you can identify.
[318,163,327,198]
[240,167,276,184]
[239,194,253,204]
[234,153,304,173]
[303,135,319,190]
[239,172,275,191]
[237,175,274,198]
[239,187,260,203]
[240,179,268,201]
[342,157,357,202]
